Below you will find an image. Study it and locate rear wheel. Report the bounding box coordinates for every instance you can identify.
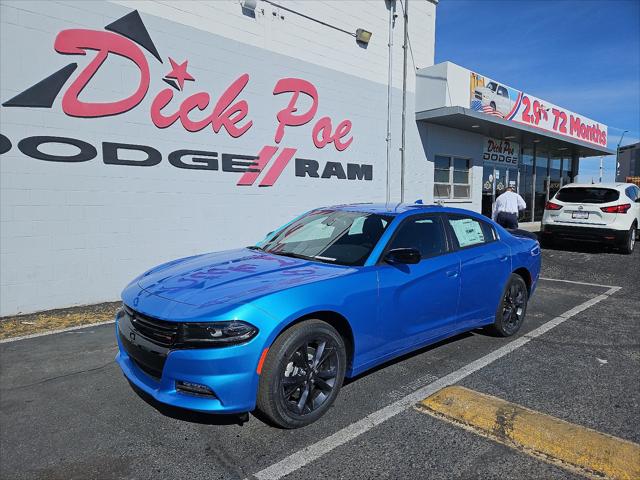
[256,320,346,429]
[490,274,528,337]
[620,224,636,254]
[490,101,497,111]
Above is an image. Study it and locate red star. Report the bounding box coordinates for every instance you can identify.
[165,57,195,90]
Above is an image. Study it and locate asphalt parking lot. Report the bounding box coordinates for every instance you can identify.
[1,243,638,480]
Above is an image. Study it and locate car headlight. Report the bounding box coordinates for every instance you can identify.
[178,320,258,348]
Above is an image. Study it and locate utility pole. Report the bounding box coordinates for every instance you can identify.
[400,0,408,203]
[385,0,396,207]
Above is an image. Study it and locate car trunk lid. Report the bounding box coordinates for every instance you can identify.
[553,187,620,226]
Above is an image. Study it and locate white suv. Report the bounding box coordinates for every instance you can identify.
[541,183,640,254]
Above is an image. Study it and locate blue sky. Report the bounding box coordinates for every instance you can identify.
[435,0,640,182]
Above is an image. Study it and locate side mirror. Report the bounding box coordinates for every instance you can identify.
[385,248,421,265]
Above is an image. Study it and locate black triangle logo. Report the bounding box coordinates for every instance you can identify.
[2,63,77,108]
[105,10,162,63]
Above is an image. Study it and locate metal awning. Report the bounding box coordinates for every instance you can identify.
[416,106,614,157]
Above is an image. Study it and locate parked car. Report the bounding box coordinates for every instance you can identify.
[115,204,541,428]
[473,81,513,116]
[541,183,640,254]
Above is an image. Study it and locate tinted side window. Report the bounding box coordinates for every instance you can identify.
[388,216,447,259]
[497,86,508,97]
[447,216,488,248]
[625,186,637,201]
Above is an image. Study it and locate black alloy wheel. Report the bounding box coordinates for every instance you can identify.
[256,320,346,428]
[490,273,528,337]
[281,338,339,415]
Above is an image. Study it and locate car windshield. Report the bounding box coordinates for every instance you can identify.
[555,187,619,204]
[260,210,393,266]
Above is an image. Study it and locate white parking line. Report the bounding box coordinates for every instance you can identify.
[538,277,620,289]
[0,320,115,344]
[249,285,621,480]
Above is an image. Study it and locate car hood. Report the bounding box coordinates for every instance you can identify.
[131,248,354,310]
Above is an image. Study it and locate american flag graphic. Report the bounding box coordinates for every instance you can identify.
[471,99,505,118]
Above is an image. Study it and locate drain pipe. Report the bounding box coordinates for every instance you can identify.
[385,0,396,207]
[400,0,408,204]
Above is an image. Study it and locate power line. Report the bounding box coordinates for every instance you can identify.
[263,1,356,37]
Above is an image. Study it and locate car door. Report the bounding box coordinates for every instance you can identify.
[445,213,511,330]
[376,214,461,356]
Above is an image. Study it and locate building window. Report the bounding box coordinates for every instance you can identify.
[434,155,471,199]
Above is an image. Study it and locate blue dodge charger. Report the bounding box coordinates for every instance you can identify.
[116,203,541,428]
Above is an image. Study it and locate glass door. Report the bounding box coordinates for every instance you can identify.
[481,164,510,219]
[481,165,494,218]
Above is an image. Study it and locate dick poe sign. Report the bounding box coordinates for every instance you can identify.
[0,10,372,186]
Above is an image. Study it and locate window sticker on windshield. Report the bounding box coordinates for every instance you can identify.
[450,218,485,247]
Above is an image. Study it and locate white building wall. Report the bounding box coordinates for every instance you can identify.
[114,0,436,93]
[0,0,437,315]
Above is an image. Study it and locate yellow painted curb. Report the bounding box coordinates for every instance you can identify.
[416,386,640,480]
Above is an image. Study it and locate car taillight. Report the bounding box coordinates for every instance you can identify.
[545,201,563,210]
[600,204,631,214]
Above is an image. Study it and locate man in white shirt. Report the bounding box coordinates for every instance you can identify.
[492,186,527,229]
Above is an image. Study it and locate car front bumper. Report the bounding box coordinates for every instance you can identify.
[115,320,261,414]
[541,224,627,243]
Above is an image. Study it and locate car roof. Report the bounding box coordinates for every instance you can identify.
[560,183,632,190]
[319,203,483,217]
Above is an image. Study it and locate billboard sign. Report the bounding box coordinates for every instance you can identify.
[470,72,607,148]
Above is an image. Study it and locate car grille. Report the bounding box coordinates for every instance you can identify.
[124,306,179,347]
[119,330,165,380]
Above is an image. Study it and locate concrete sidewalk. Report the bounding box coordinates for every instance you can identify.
[518,221,542,233]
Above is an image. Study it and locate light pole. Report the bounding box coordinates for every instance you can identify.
[599,156,603,183]
[616,130,629,181]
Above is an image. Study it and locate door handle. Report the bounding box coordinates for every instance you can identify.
[499,255,509,262]
[446,270,459,278]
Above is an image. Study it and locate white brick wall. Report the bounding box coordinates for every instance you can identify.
[0,0,437,315]
[113,0,436,92]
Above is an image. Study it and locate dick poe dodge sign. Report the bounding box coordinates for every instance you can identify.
[482,138,519,166]
[0,10,372,186]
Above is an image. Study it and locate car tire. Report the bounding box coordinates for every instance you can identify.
[489,273,528,337]
[256,320,346,429]
[490,101,496,111]
[620,224,636,255]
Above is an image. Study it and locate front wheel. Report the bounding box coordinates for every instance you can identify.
[619,224,636,254]
[256,320,346,428]
[490,274,528,337]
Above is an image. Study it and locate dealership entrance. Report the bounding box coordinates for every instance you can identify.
[481,163,519,218]
[415,105,613,221]
[415,62,613,220]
